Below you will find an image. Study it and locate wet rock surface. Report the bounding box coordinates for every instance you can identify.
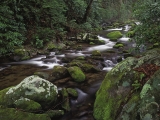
[93,48,160,120]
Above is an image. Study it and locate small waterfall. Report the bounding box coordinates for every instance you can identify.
[103,60,116,71]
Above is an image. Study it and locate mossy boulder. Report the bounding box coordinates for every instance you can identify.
[106,31,123,41]
[0,105,51,120]
[89,42,95,45]
[91,50,101,56]
[46,42,66,51]
[60,88,70,111]
[113,43,124,48]
[93,57,142,120]
[67,60,84,67]
[68,66,85,82]
[126,31,135,38]
[45,110,64,118]
[81,63,100,73]
[76,56,85,60]
[0,75,58,108]
[46,43,56,50]
[67,60,100,73]
[93,48,160,120]
[153,42,160,48]
[67,88,78,97]
[138,69,160,120]
[96,40,105,45]
[13,97,42,112]
[13,48,30,61]
[51,66,69,81]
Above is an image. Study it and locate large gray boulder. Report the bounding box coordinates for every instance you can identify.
[93,48,160,120]
[0,75,58,108]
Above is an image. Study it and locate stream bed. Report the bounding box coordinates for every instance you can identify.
[0,25,135,120]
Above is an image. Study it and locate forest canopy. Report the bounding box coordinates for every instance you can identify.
[0,0,159,56]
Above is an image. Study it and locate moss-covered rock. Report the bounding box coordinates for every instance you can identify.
[46,42,66,51]
[96,40,106,45]
[14,97,42,112]
[51,66,69,81]
[126,31,135,38]
[0,105,51,120]
[81,63,100,73]
[91,50,101,56]
[93,48,160,120]
[68,66,85,82]
[45,110,64,118]
[89,42,95,45]
[61,88,70,111]
[76,56,85,60]
[93,58,142,120]
[67,60,100,73]
[117,93,140,120]
[113,43,124,48]
[47,43,56,50]
[67,88,78,97]
[138,69,160,120]
[0,75,58,108]
[13,48,30,61]
[106,31,123,41]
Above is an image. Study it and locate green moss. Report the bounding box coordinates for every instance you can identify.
[97,40,105,45]
[153,42,159,48]
[67,88,78,97]
[82,63,100,72]
[68,66,85,82]
[106,31,123,40]
[51,66,69,81]
[126,31,135,38]
[14,98,42,112]
[93,57,144,120]
[113,43,124,48]
[0,88,10,105]
[120,93,140,119]
[45,110,64,118]
[47,43,56,50]
[0,105,51,120]
[89,42,95,45]
[91,50,101,56]
[68,60,85,67]
[61,88,70,111]
[76,56,85,60]
[14,49,26,56]
[94,48,160,120]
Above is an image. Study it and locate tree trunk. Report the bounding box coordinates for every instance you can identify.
[78,0,94,24]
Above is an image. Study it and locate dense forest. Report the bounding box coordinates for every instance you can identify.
[0,0,159,56]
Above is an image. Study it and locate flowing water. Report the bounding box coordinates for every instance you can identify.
[0,25,134,120]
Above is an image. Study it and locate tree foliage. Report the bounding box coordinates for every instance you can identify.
[0,0,137,56]
[0,1,26,55]
[134,0,160,46]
